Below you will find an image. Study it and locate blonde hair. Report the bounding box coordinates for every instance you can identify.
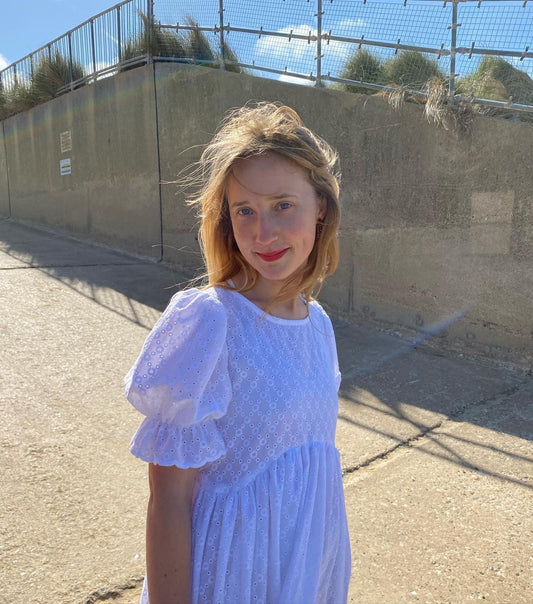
[189,102,341,306]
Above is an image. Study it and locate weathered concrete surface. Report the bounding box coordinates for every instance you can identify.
[344,388,533,604]
[154,64,533,368]
[1,66,161,259]
[0,122,9,216]
[1,217,531,604]
[2,64,532,365]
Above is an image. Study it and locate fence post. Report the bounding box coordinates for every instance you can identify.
[449,0,458,100]
[68,31,74,90]
[90,19,97,78]
[147,0,154,63]
[219,0,225,70]
[117,6,122,63]
[315,0,323,87]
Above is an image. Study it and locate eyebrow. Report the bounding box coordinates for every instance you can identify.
[270,193,297,200]
[229,194,297,208]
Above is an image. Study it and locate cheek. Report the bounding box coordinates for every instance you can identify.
[229,217,242,240]
[294,215,319,241]
[230,222,250,252]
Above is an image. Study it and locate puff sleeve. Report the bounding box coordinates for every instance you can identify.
[124,288,231,467]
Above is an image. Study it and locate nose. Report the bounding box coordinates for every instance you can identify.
[255,211,278,245]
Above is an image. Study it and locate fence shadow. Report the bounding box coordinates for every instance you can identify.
[1,216,532,492]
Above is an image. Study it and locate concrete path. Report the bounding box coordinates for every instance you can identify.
[1,217,531,604]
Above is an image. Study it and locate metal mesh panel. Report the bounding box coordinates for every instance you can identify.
[324,0,452,47]
[1,0,532,118]
[223,0,317,77]
[153,0,219,28]
[457,1,532,55]
[153,0,220,62]
[455,1,533,80]
[322,0,452,91]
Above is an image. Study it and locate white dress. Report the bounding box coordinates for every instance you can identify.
[125,286,351,604]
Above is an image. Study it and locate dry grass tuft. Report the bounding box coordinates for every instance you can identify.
[425,77,449,127]
[384,85,405,110]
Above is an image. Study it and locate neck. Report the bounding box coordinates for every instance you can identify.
[230,274,308,320]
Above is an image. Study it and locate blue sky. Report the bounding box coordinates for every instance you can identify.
[0,1,116,70]
[1,0,531,84]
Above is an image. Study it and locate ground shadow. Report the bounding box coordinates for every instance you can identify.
[2,217,532,490]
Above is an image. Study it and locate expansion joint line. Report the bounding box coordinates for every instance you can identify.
[342,421,443,476]
[342,382,527,477]
[0,262,145,271]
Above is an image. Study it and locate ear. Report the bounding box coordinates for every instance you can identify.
[317,196,327,221]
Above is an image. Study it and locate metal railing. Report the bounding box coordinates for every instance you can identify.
[0,0,150,99]
[154,0,533,116]
[1,0,532,118]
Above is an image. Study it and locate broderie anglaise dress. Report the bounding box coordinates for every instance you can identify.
[125,286,351,604]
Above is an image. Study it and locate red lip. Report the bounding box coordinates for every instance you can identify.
[256,248,289,262]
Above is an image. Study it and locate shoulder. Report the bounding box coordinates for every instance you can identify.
[141,287,228,351]
[308,298,335,335]
[126,287,229,395]
[165,286,227,325]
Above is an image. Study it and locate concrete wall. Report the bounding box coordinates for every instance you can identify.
[155,64,533,367]
[1,63,532,367]
[1,65,161,259]
[0,122,9,215]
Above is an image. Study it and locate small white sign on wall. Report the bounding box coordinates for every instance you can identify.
[60,158,72,176]
[60,130,72,153]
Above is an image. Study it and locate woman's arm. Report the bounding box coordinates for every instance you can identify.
[146,464,199,604]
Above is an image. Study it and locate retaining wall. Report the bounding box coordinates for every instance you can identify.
[0,122,9,215]
[1,63,532,367]
[0,65,161,259]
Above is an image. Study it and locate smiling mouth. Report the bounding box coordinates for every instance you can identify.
[256,248,289,262]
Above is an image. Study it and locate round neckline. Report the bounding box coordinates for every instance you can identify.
[223,284,311,326]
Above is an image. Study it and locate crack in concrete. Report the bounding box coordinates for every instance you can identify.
[342,381,528,478]
[342,420,443,476]
[448,383,524,421]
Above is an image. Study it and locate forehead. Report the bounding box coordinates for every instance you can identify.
[227,154,313,200]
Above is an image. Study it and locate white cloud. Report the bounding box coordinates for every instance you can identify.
[254,24,352,77]
[0,53,10,71]
[255,25,317,62]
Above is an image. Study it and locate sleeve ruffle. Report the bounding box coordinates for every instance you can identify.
[130,416,227,467]
[124,288,231,467]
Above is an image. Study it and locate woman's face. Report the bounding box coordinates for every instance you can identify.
[226,153,325,295]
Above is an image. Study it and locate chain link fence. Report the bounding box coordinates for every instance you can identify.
[1,0,532,120]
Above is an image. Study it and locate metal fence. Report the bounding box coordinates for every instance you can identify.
[0,0,150,98]
[1,0,532,118]
[153,0,533,116]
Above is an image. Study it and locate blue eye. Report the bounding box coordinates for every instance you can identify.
[278,201,292,210]
[237,208,253,216]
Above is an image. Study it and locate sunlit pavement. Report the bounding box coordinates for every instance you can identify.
[1,217,531,604]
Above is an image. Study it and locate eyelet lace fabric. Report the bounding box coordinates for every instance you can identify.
[125,287,351,604]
